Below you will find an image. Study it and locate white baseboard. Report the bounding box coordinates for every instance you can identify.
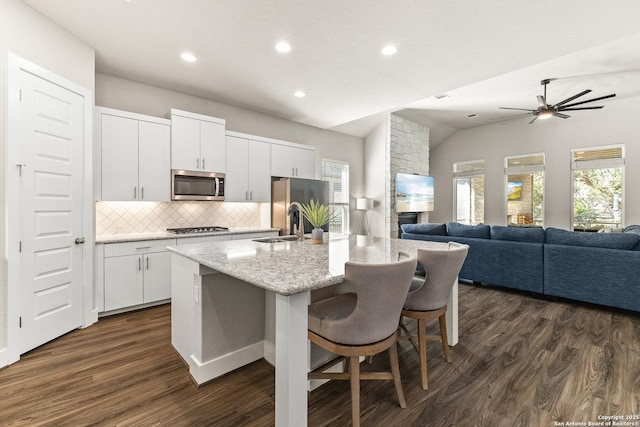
[189,341,265,386]
[0,348,7,369]
[264,340,275,367]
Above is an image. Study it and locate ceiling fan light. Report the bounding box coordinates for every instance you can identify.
[538,110,553,120]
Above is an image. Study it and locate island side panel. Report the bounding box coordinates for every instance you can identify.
[275,291,310,427]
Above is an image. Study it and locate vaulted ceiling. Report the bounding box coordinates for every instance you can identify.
[22,0,640,146]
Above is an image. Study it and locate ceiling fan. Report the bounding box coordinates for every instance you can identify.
[499,78,616,124]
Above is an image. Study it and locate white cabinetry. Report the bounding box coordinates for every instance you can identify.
[97,107,170,201]
[270,142,316,179]
[171,109,225,173]
[103,239,176,312]
[226,134,271,202]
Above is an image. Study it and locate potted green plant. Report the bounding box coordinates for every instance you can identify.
[300,199,337,244]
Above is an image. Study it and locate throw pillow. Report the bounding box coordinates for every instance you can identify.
[447,222,490,239]
[400,223,447,236]
[490,225,545,243]
[545,227,640,250]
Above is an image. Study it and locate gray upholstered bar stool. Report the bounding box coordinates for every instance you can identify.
[308,253,417,427]
[399,243,469,390]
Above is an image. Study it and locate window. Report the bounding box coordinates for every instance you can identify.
[572,146,624,231]
[505,154,545,227]
[453,160,484,225]
[322,159,349,235]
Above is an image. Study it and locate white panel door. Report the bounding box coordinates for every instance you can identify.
[271,144,296,177]
[225,136,249,202]
[104,255,144,311]
[171,114,201,171]
[143,252,172,302]
[248,140,271,202]
[101,114,138,201]
[19,69,84,354]
[295,148,316,179]
[138,120,170,201]
[200,120,226,173]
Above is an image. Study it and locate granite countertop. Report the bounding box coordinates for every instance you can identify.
[167,234,450,296]
[96,228,279,244]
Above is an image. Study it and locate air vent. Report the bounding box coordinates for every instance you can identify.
[434,93,450,100]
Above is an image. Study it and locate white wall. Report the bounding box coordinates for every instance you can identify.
[429,95,640,229]
[95,73,365,232]
[0,0,95,354]
[364,118,388,237]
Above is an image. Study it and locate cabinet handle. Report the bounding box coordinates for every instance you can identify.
[146,257,149,270]
[291,167,295,176]
[295,168,298,176]
[245,191,248,201]
[134,186,137,199]
[138,257,141,271]
[202,158,205,170]
[196,158,200,169]
[250,191,253,201]
[141,187,144,199]
[136,246,151,250]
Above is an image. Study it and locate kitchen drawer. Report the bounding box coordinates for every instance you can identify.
[175,235,229,245]
[232,231,278,240]
[104,238,177,258]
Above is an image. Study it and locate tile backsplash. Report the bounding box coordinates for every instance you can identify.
[96,201,261,236]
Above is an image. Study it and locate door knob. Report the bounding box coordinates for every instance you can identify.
[75,237,85,245]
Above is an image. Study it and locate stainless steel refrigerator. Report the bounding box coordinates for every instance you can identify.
[271,178,329,236]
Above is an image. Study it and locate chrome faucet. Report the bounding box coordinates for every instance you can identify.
[288,201,305,241]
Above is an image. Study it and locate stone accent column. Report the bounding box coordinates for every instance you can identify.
[387,114,430,238]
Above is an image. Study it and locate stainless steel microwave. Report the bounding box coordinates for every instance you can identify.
[171,169,225,201]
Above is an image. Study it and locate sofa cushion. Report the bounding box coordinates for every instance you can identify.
[545,227,640,250]
[624,224,640,235]
[400,223,447,236]
[490,225,545,243]
[447,222,490,239]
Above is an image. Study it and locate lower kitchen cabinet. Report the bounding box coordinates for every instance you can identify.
[103,239,176,312]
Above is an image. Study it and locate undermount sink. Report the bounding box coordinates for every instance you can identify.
[252,236,306,243]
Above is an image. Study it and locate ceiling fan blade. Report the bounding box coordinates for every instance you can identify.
[537,95,546,107]
[553,89,592,107]
[560,93,616,108]
[528,116,538,125]
[553,112,570,119]
[558,106,604,111]
[499,107,536,112]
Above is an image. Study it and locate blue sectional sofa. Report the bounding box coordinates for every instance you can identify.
[400,222,640,312]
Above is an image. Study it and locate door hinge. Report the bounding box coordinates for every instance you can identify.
[19,317,22,328]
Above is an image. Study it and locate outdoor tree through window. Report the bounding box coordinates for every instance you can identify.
[572,146,624,231]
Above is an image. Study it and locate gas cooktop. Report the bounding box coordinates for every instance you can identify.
[166,226,229,235]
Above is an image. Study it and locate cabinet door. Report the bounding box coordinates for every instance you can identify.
[200,120,226,173]
[171,114,201,171]
[101,114,139,201]
[104,255,144,311]
[270,144,296,178]
[295,148,316,179]
[225,136,250,202]
[248,140,271,202]
[138,121,170,201]
[143,252,172,302]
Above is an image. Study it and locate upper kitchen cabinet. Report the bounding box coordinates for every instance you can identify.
[170,109,225,173]
[225,132,271,202]
[270,142,316,179]
[97,107,170,201]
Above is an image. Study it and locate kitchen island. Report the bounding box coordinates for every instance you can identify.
[168,234,459,427]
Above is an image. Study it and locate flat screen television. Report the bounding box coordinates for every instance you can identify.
[395,173,434,213]
[507,181,523,200]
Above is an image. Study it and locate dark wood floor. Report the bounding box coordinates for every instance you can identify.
[1,283,639,426]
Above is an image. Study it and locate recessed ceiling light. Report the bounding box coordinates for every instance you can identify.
[294,91,306,98]
[381,44,398,55]
[275,41,292,53]
[180,52,197,62]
